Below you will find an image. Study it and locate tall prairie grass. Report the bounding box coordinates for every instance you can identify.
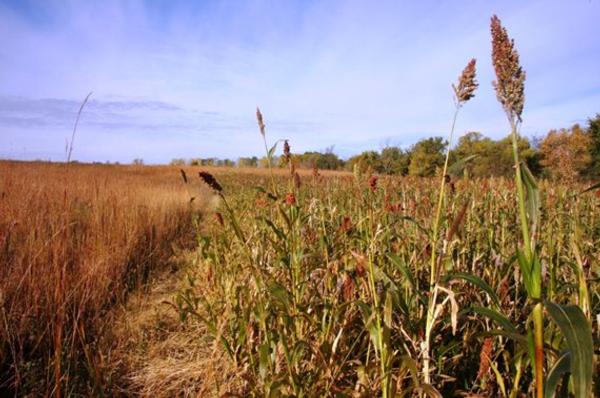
[0,161,196,395]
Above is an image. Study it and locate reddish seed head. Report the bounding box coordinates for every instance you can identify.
[285,192,296,205]
[453,58,478,104]
[477,337,494,380]
[368,176,378,192]
[338,216,352,233]
[342,274,355,301]
[490,15,526,121]
[214,212,224,227]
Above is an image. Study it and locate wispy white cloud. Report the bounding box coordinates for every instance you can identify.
[0,0,599,162]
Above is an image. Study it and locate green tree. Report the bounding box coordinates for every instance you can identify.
[238,156,258,167]
[408,137,446,177]
[451,132,497,177]
[345,150,382,174]
[586,113,600,177]
[380,146,410,175]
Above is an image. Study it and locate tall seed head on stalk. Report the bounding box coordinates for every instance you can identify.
[198,171,223,193]
[256,107,266,137]
[452,58,478,104]
[283,140,291,164]
[491,15,526,122]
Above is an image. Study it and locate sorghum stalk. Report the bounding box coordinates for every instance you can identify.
[491,15,543,398]
[423,58,478,385]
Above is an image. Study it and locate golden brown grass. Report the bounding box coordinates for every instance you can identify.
[0,161,200,395]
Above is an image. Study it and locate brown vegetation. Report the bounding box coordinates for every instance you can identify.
[0,161,197,395]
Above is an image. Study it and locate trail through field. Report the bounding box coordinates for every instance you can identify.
[105,253,236,397]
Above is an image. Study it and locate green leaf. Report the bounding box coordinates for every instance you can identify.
[399,355,420,388]
[267,282,291,312]
[388,254,417,291]
[545,301,593,398]
[520,162,540,233]
[545,351,571,398]
[446,273,501,308]
[447,154,477,176]
[516,249,533,297]
[472,306,517,334]
[258,343,271,380]
[268,140,282,159]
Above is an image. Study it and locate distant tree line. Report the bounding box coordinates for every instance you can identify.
[170,114,600,179]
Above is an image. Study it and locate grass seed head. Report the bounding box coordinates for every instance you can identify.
[179,169,188,184]
[285,192,296,205]
[214,212,224,227]
[198,171,223,192]
[368,175,378,192]
[283,140,291,163]
[491,15,526,121]
[477,337,494,380]
[453,58,478,104]
[256,107,265,137]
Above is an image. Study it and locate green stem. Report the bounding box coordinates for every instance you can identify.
[429,105,460,287]
[509,118,532,258]
[423,104,460,386]
[532,302,544,398]
[508,116,543,398]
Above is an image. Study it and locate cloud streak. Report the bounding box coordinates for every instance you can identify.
[0,0,599,163]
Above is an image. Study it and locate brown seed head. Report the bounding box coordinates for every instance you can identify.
[490,15,526,122]
[477,337,494,380]
[368,175,378,192]
[198,171,223,192]
[214,212,224,227]
[283,140,291,162]
[256,107,265,136]
[342,274,355,301]
[180,169,188,184]
[285,192,296,205]
[452,58,478,104]
[338,216,352,234]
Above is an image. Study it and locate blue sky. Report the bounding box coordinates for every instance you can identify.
[1,0,599,163]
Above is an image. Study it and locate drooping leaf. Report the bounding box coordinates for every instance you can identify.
[446,272,501,308]
[447,154,477,176]
[545,301,593,398]
[472,306,517,334]
[545,351,571,398]
[388,254,416,290]
[267,140,282,159]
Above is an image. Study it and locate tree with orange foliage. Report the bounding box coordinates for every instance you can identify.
[539,124,591,180]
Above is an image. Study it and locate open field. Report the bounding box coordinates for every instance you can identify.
[0,161,598,396]
[0,161,200,395]
[164,168,600,397]
[1,6,599,397]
